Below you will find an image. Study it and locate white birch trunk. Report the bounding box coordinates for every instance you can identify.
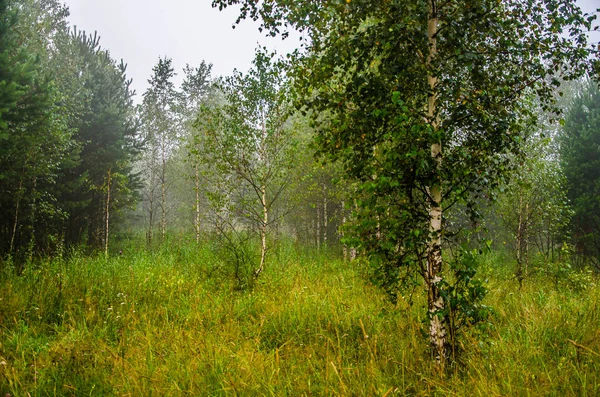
[323,183,328,246]
[316,204,321,251]
[10,177,24,255]
[341,200,348,262]
[161,134,167,243]
[195,163,201,245]
[425,0,448,368]
[256,184,268,277]
[104,169,112,259]
[256,119,269,277]
[147,151,156,248]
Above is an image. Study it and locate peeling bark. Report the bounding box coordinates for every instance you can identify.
[425,0,448,369]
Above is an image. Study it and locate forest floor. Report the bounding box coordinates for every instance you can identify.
[0,240,599,396]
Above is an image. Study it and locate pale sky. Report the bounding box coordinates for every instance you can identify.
[62,0,599,102]
[63,0,301,100]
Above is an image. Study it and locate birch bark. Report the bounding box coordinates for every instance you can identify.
[425,0,448,368]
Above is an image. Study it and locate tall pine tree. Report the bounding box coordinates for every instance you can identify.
[0,0,71,262]
[55,30,140,249]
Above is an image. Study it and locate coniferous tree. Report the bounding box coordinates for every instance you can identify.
[0,0,71,262]
[55,30,140,249]
[1,0,139,258]
[561,80,600,269]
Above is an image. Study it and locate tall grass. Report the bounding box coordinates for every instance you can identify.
[0,240,598,396]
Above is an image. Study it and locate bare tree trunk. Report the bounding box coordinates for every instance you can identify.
[550,234,556,262]
[516,194,525,286]
[255,119,270,278]
[147,166,155,248]
[274,205,281,245]
[26,176,37,264]
[104,169,112,259]
[323,183,328,247]
[10,177,24,255]
[341,200,348,261]
[350,200,358,261]
[515,194,530,287]
[148,200,154,247]
[425,0,448,369]
[195,163,201,245]
[546,221,551,261]
[161,135,167,243]
[316,203,321,251]
[524,202,529,278]
[256,184,268,277]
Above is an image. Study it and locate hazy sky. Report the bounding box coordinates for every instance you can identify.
[62,0,599,101]
[62,0,300,100]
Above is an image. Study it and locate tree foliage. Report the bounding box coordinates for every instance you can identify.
[0,0,71,260]
[212,0,598,365]
[56,30,139,249]
[494,134,572,284]
[561,80,600,269]
[139,57,178,246]
[0,0,140,261]
[193,50,297,281]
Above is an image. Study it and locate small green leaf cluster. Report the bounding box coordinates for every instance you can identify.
[440,247,493,355]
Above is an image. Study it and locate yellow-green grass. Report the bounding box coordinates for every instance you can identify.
[0,244,598,396]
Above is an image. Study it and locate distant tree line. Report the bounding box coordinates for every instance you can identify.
[2,0,599,281]
[0,0,139,265]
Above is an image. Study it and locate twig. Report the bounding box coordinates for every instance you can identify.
[568,339,600,358]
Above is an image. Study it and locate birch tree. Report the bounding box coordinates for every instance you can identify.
[180,61,213,244]
[194,50,297,278]
[496,136,572,285]
[141,57,178,246]
[212,0,598,368]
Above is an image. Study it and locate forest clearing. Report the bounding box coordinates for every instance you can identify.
[1,0,600,395]
[1,241,599,395]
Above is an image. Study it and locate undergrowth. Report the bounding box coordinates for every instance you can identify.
[0,240,598,396]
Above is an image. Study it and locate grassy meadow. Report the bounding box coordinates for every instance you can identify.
[0,240,599,396]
